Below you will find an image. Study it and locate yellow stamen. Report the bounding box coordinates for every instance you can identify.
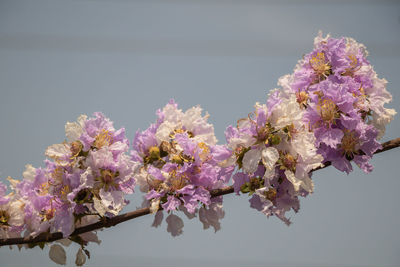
[296,91,309,108]
[148,146,160,160]
[60,185,70,200]
[310,52,331,78]
[93,129,113,149]
[317,98,339,124]
[342,54,361,77]
[0,210,10,225]
[52,167,64,182]
[40,208,55,221]
[171,154,183,164]
[39,182,50,196]
[348,54,358,69]
[340,130,358,157]
[283,123,297,140]
[198,142,210,161]
[167,169,188,191]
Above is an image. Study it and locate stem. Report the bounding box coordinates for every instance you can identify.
[1,137,399,247]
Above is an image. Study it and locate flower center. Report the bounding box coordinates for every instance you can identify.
[98,169,119,191]
[148,146,161,160]
[93,129,113,149]
[40,208,55,221]
[38,182,50,196]
[340,130,358,157]
[296,91,309,108]
[342,54,360,76]
[249,177,263,192]
[283,123,297,140]
[310,52,332,78]
[0,210,10,225]
[263,187,277,201]
[167,169,188,191]
[317,98,339,124]
[279,152,297,172]
[70,140,83,158]
[256,122,275,143]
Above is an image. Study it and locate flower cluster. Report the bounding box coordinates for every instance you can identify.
[279,32,396,173]
[1,113,137,265]
[132,100,234,235]
[224,32,395,224]
[0,181,25,239]
[225,90,323,224]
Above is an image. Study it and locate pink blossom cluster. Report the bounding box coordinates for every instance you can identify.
[224,32,395,224]
[132,100,233,236]
[1,113,137,265]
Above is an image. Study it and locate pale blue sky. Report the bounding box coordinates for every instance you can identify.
[0,0,399,266]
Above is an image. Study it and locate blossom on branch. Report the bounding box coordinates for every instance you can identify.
[279,32,395,173]
[132,100,234,236]
[225,89,323,224]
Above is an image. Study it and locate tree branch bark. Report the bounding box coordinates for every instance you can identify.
[1,137,399,247]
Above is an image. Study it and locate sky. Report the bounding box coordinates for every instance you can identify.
[0,0,399,266]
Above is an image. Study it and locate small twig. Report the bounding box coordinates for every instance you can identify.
[1,137,399,247]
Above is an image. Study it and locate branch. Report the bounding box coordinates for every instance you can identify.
[1,137,399,247]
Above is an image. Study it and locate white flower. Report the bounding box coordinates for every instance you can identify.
[22,164,36,181]
[269,94,304,130]
[285,169,313,193]
[0,199,25,228]
[99,190,124,216]
[281,131,322,193]
[182,106,217,146]
[155,103,217,146]
[149,199,160,214]
[65,114,87,142]
[155,121,177,145]
[345,37,369,59]
[93,197,107,217]
[45,115,87,164]
[261,147,279,171]
[135,168,151,193]
[45,143,71,163]
[242,147,263,174]
[361,69,397,139]
[242,145,280,186]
